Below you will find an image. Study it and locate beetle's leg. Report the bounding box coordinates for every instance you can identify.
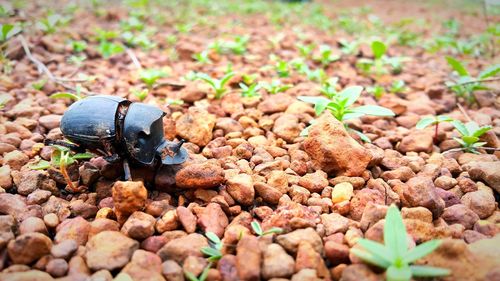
[123,159,132,181]
[103,154,121,163]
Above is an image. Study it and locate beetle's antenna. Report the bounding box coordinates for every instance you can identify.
[123,159,132,181]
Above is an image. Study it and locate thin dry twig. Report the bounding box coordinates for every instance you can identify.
[442,147,500,155]
[126,48,143,69]
[447,77,500,87]
[457,103,473,122]
[18,35,98,96]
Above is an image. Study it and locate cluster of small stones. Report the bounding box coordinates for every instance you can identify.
[0,87,498,281]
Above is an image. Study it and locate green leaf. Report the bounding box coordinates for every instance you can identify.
[371,41,387,59]
[220,72,235,87]
[453,137,466,146]
[478,64,500,79]
[462,135,479,145]
[464,121,480,136]
[298,96,331,116]
[446,56,469,77]
[184,270,198,281]
[410,265,450,277]
[205,232,221,244]
[341,112,365,121]
[451,120,469,136]
[352,105,395,117]
[384,205,408,259]
[471,125,492,137]
[339,86,363,107]
[50,92,82,101]
[73,153,94,159]
[200,247,221,258]
[386,265,412,281]
[403,239,441,263]
[415,117,435,129]
[350,129,372,143]
[356,239,394,263]
[198,263,212,281]
[436,115,453,122]
[28,160,51,170]
[251,221,263,236]
[262,227,283,236]
[351,248,391,269]
[472,142,487,147]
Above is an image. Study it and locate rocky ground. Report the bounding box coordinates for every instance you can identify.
[0,0,499,280]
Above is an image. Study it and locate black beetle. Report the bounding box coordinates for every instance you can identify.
[51,95,188,180]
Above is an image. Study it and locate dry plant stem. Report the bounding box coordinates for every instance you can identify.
[434,123,439,142]
[18,35,99,96]
[60,161,76,192]
[442,147,500,155]
[457,103,473,122]
[448,77,500,87]
[126,48,143,69]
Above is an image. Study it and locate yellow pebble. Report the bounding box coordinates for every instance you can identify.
[331,182,354,204]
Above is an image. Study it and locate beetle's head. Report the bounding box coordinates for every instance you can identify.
[122,103,188,166]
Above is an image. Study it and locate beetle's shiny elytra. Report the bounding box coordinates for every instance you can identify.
[60,95,188,167]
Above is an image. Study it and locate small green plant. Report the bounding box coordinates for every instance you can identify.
[275,60,291,78]
[367,85,386,100]
[242,74,258,85]
[67,54,87,66]
[36,14,63,34]
[251,221,283,237]
[357,41,408,76]
[299,86,394,142]
[120,16,145,31]
[351,205,450,281]
[196,71,235,99]
[166,98,184,106]
[192,50,212,64]
[296,42,315,58]
[97,41,124,58]
[208,40,224,55]
[302,66,327,83]
[445,57,500,104]
[185,263,211,281]
[389,80,407,94]
[29,145,93,192]
[200,232,223,262]
[50,92,83,101]
[451,120,492,154]
[69,40,87,53]
[314,44,340,66]
[339,38,359,55]
[139,68,168,89]
[239,82,261,98]
[131,88,149,101]
[262,80,292,95]
[416,115,453,141]
[0,23,21,42]
[122,31,156,50]
[31,79,47,91]
[224,35,249,55]
[319,77,339,99]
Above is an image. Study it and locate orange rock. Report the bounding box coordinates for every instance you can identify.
[303,113,371,177]
[112,181,147,225]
